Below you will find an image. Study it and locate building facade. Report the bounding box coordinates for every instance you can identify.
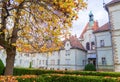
[106,0,120,71]
[79,12,114,71]
[0,36,86,70]
[94,23,114,71]
[0,12,114,71]
[79,11,98,66]
[1,1,120,71]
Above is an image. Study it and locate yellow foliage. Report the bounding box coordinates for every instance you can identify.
[24,44,31,47]
[15,0,23,3]
[20,11,25,16]
[11,43,17,46]
[0,32,3,34]
[3,29,7,33]
[39,7,44,11]
[0,0,86,53]
[17,47,22,52]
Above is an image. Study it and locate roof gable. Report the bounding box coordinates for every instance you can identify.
[64,35,85,51]
[106,0,120,6]
[94,23,110,33]
[80,21,99,39]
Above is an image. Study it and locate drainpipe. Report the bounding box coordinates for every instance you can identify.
[58,50,60,70]
[94,34,98,70]
[75,49,77,70]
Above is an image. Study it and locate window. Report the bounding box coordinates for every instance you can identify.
[43,60,44,64]
[31,54,35,57]
[39,60,41,65]
[25,53,29,57]
[20,59,22,64]
[67,43,69,46]
[32,60,35,65]
[46,60,48,65]
[58,59,60,65]
[86,42,90,50]
[100,40,104,47]
[51,60,55,65]
[65,59,70,65]
[66,50,70,56]
[82,60,86,66]
[102,57,106,65]
[91,42,95,50]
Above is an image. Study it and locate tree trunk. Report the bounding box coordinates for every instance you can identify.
[4,49,16,75]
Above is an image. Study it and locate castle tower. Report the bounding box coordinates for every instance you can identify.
[89,11,94,28]
[106,0,120,71]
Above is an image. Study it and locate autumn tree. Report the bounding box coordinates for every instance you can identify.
[0,0,86,75]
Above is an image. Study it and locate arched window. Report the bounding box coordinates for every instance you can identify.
[91,42,95,50]
[86,42,90,50]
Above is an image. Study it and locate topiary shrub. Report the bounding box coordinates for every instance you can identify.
[29,61,32,68]
[84,64,96,71]
[0,59,5,75]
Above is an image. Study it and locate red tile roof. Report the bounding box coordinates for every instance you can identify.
[64,35,85,51]
[94,23,110,33]
[80,21,99,39]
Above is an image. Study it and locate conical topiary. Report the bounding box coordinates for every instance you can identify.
[84,63,96,71]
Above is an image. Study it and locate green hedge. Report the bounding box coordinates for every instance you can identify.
[13,68,120,77]
[17,74,120,82]
[0,59,4,75]
[13,68,58,75]
[84,64,96,71]
[17,76,44,82]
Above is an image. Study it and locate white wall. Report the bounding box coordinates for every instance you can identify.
[76,49,86,70]
[0,40,86,71]
[108,2,120,71]
[95,31,112,47]
[82,30,95,50]
[95,30,113,70]
[59,49,76,70]
[97,48,113,65]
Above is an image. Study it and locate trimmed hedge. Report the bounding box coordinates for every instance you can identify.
[13,68,120,77]
[17,74,120,82]
[17,76,44,82]
[0,59,4,75]
[13,68,58,75]
[84,64,96,71]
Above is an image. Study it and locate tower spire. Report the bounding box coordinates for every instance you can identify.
[89,11,94,27]
[103,0,106,8]
[89,11,94,22]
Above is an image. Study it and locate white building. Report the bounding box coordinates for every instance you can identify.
[0,35,87,70]
[1,1,120,71]
[79,12,114,71]
[105,0,120,71]
[94,23,114,71]
[0,12,115,71]
[79,11,98,66]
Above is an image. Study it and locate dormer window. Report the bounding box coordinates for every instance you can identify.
[67,43,69,46]
[86,42,90,50]
[91,42,95,50]
[65,41,71,50]
[66,50,70,56]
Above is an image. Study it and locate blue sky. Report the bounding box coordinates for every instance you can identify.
[71,0,112,37]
